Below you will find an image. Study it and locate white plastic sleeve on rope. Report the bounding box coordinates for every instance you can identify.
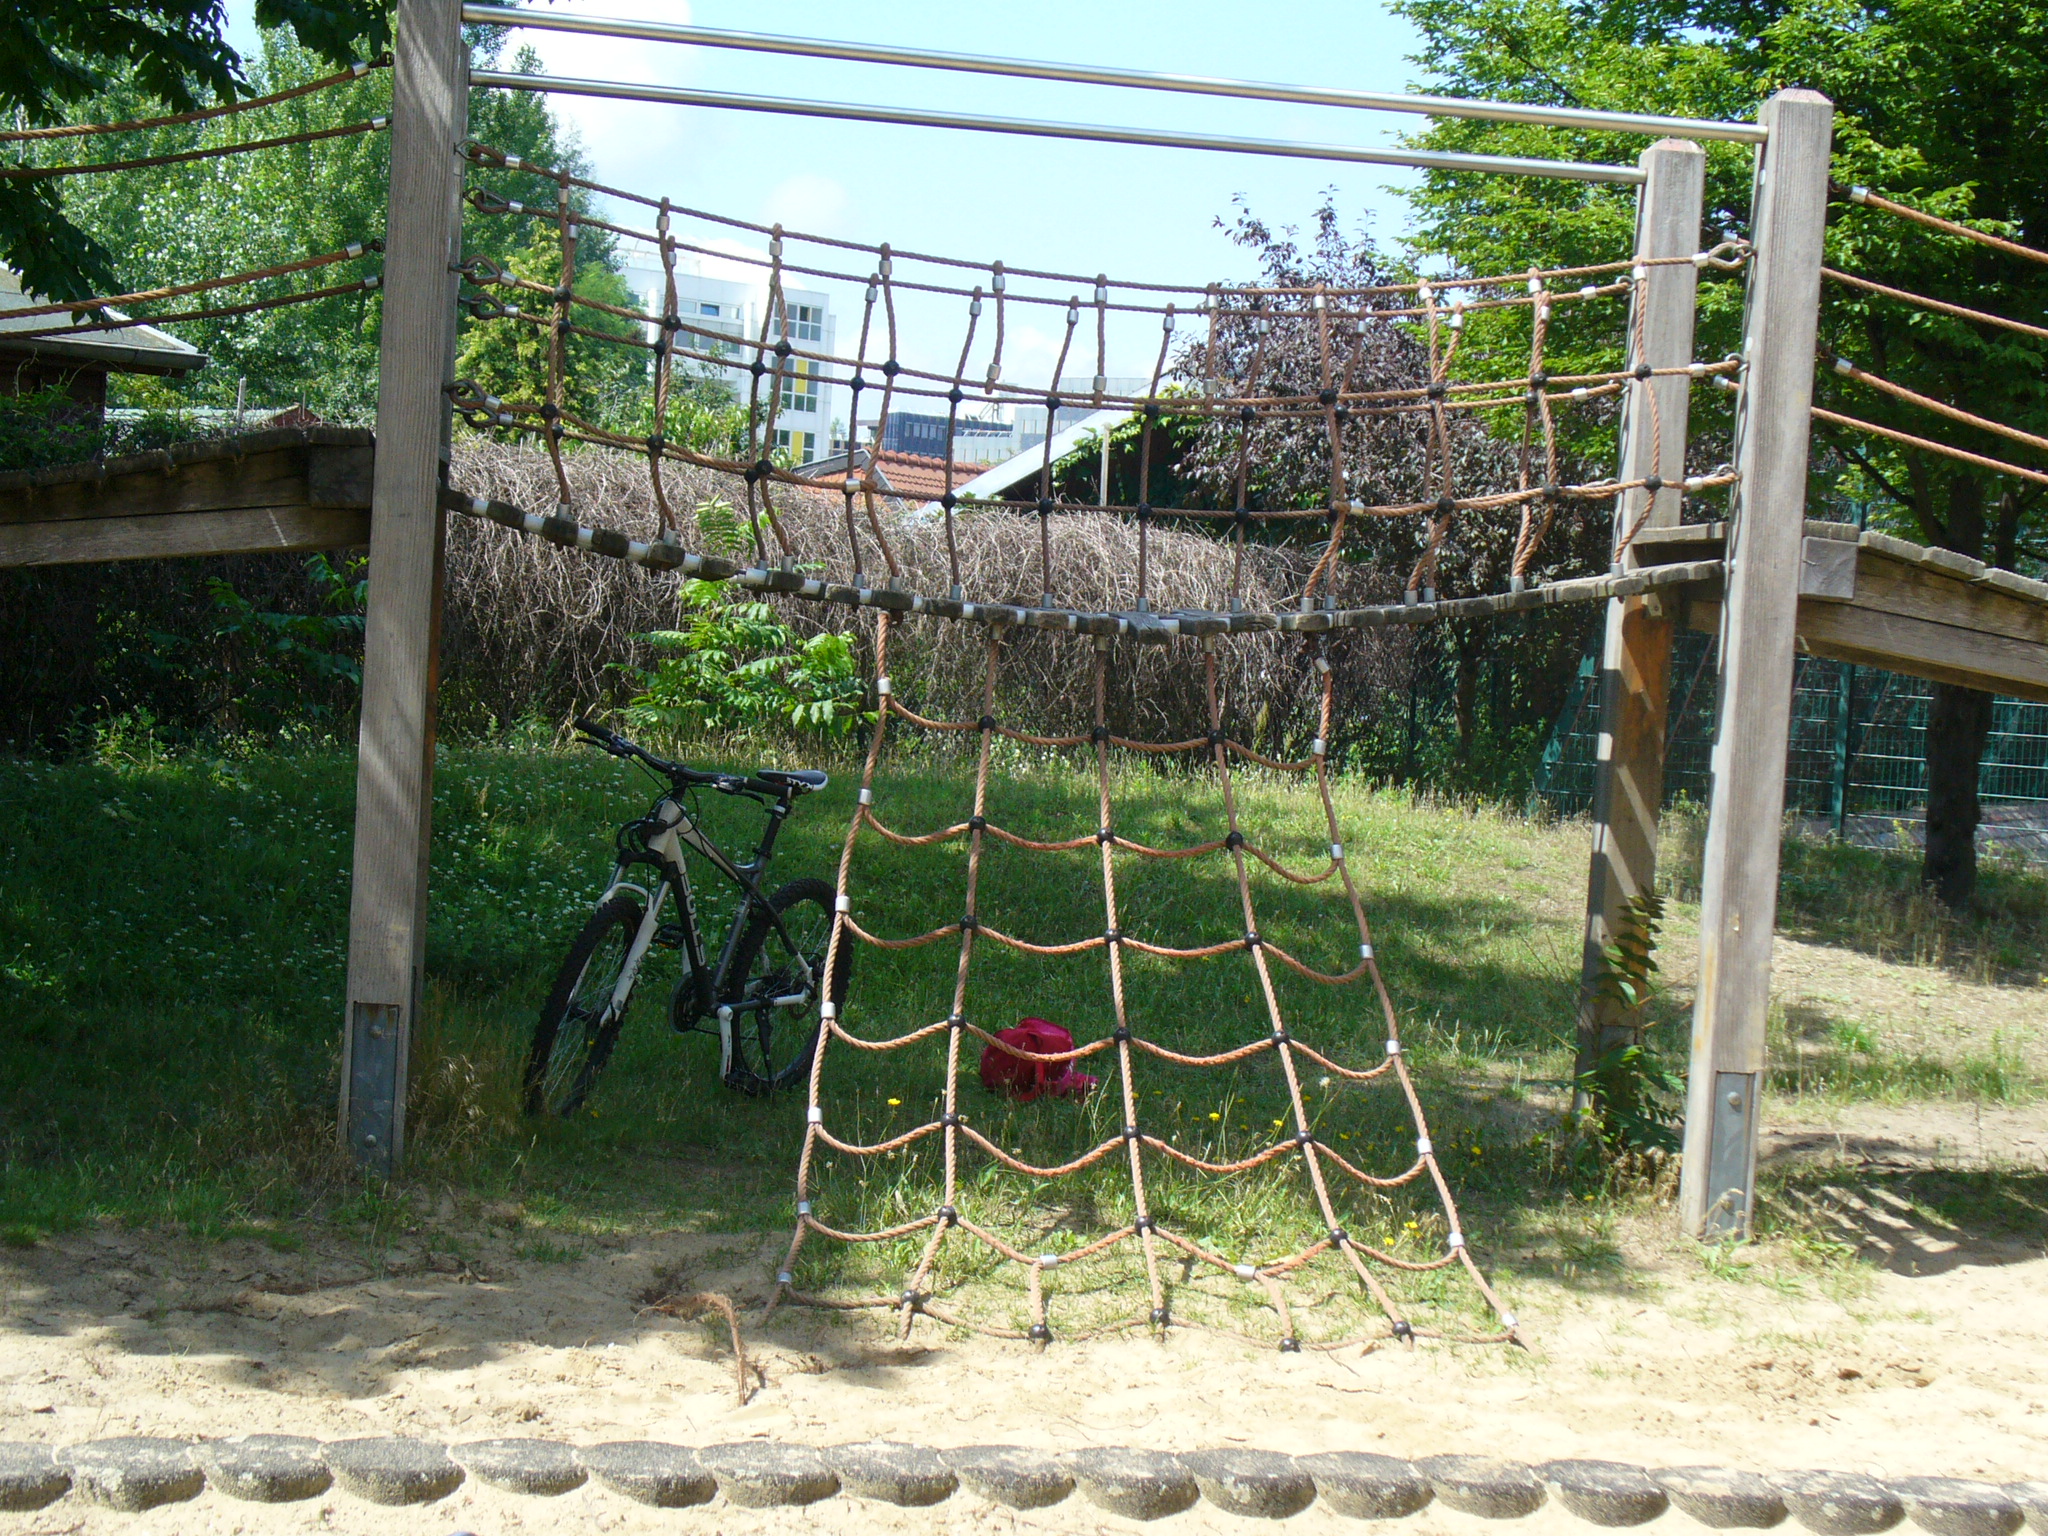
[1360,942,1374,960]
[797,1200,812,1215]
[876,676,892,695]
[1447,1231,1465,1249]
[1416,1136,1433,1156]
[858,787,873,805]
[1311,737,1327,756]
[1233,1263,1257,1280]
[835,894,851,912]
[1038,1254,1061,1268]
[1330,843,1344,861]
[1386,1039,1401,1056]
[777,1271,794,1285]
[1500,1311,1517,1329]
[807,1106,823,1124]
[819,1001,836,1020]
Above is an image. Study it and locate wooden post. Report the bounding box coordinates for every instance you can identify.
[1678,90,1834,1238]
[339,0,468,1176]
[1574,139,1707,1090]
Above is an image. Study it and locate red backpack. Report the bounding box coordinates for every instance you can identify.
[979,1017,1098,1102]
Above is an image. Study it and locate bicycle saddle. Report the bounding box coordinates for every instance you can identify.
[758,768,829,794]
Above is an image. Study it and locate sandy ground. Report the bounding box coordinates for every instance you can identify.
[4,1089,2046,1536]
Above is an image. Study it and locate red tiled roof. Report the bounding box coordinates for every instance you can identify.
[865,450,985,502]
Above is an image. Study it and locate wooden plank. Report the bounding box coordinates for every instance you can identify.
[0,505,368,567]
[0,447,317,526]
[1851,552,2048,643]
[1678,90,1834,1241]
[1575,138,1705,1088]
[1797,602,2048,702]
[340,0,468,1176]
[1800,535,1857,599]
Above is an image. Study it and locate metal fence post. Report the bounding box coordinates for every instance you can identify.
[1678,89,1834,1239]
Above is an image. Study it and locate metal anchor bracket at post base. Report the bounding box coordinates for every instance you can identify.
[346,1001,405,1177]
[1698,1071,1759,1238]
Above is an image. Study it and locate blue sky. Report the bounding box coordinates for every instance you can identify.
[233,1,1436,385]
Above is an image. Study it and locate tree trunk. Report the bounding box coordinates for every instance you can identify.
[1923,680,1993,908]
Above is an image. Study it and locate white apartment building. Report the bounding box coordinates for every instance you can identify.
[617,244,838,466]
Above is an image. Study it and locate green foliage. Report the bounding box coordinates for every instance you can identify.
[0,385,203,473]
[1574,893,1681,1152]
[199,553,367,724]
[0,0,389,299]
[620,575,871,743]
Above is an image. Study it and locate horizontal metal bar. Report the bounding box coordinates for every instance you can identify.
[463,3,1767,144]
[469,72,1648,184]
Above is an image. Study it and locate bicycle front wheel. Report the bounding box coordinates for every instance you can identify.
[524,892,645,1117]
[720,878,851,1096]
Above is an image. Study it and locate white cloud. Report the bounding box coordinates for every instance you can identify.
[760,173,851,233]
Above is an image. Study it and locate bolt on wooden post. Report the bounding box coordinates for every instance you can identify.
[1574,138,1706,1095]
[340,0,468,1175]
[1679,90,1834,1238]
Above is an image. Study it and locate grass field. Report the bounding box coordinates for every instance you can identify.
[2,732,2042,1336]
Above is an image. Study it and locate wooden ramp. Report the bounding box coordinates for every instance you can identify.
[0,427,373,569]
[1633,519,2048,704]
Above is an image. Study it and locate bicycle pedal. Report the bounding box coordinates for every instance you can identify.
[655,923,688,949]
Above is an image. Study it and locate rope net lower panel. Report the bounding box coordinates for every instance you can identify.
[770,613,1517,1348]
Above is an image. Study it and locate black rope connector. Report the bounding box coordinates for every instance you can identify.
[1122,1124,1140,1142]
[1206,729,1224,747]
[941,491,958,511]
[1150,1306,1170,1328]
[750,358,766,378]
[947,385,964,405]
[901,1290,924,1311]
[1436,496,1456,516]
[1134,1215,1156,1233]
[1096,827,1115,845]
[1245,931,1263,949]
[1136,503,1152,521]
[1112,1024,1132,1043]
[1234,506,1251,526]
[554,283,573,302]
[1334,407,1351,426]
[1028,1322,1052,1342]
[1271,1027,1291,1045]
[882,359,901,377]
[775,337,793,358]
[1037,497,1055,516]
[1427,380,1447,400]
[847,374,864,397]
[978,713,997,733]
[1280,1336,1302,1353]
[1295,1130,1315,1148]
[939,1204,958,1225]
[1091,725,1110,743]
[1643,474,1664,493]
[1543,481,1561,499]
[1392,1319,1414,1341]
[947,1012,965,1030]
[968,814,987,832]
[1104,928,1122,945]
[959,913,979,931]
[1238,404,1256,425]
[1319,388,1338,406]
[754,458,775,483]
[942,1112,961,1128]
[1329,1227,1349,1245]
[1224,829,1246,849]
[645,433,665,453]
[1531,370,1550,387]
[1044,392,1062,412]
[538,402,559,421]
[1635,362,1655,380]
[1144,400,1161,418]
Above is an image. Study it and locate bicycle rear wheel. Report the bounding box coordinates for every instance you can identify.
[720,877,851,1096]
[524,892,645,1117]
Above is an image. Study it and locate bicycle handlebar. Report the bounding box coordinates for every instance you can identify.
[573,716,777,798]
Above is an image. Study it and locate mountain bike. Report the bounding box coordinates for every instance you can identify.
[522,716,850,1116]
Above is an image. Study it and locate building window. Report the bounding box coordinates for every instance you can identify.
[700,301,722,316]
[775,428,814,463]
[780,359,819,415]
[778,303,824,343]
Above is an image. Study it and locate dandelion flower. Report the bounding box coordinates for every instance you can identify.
[1271,1118,1284,1128]
[887,1098,901,1107]
[1208,1112,1221,1122]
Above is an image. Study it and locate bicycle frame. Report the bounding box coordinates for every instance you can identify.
[595,789,817,1080]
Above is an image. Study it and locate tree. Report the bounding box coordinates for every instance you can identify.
[1397,0,2048,906]
[0,0,389,300]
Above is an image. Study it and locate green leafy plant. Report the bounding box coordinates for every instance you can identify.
[1574,893,1683,1153]
[620,578,871,742]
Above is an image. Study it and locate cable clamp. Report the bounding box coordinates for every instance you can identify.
[1311,737,1327,757]
[1416,1136,1433,1156]
[1500,1311,1518,1330]
[1038,1253,1061,1269]
[1233,1263,1257,1280]
[1331,843,1345,861]
[1314,654,1332,674]
[819,1000,836,1020]
[835,893,851,913]
[1447,1231,1465,1250]
[1360,942,1374,961]
[875,675,891,695]
[1386,1038,1400,1056]
[776,1270,794,1285]
[857,787,873,806]
[807,1106,823,1124]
